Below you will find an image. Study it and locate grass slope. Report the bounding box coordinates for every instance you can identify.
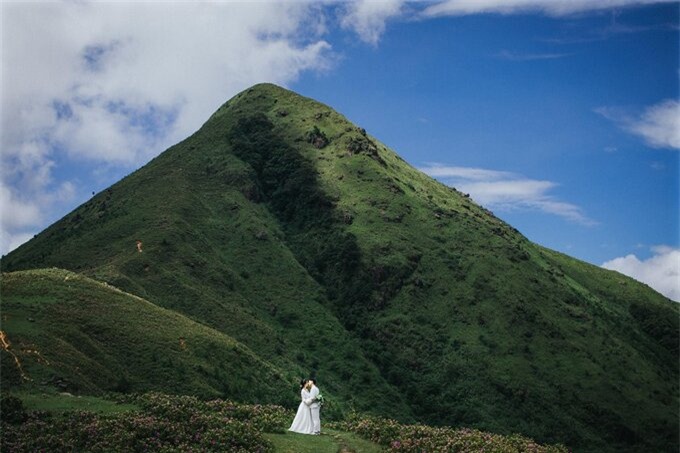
[17,392,138,414]
[2,83,678,452]
[1,268,293,404]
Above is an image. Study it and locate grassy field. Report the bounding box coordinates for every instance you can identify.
[265,431,383,453]
[16,391,138,414]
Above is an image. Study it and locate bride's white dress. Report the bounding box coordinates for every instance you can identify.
[288,388,313,434]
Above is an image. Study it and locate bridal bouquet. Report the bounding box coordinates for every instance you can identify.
[315,394,325,407]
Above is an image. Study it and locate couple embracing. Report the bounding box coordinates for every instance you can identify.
[288,378,323,435]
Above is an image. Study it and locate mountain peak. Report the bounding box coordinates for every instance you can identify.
[207,81,328,126]
[230,83,297,107]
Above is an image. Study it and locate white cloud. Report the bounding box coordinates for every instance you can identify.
[495,50,572,61]
[0,182,41,256]
[336,0,670,44]
[458,179,556,205]
[420,163,596,225]
[422,0,677,17]
[602,246,680,302]
[3,2,332,165]
[1,1,333,255]
[596,100,680,150]
[0,183,42,232]
[628,100,680,149]
[0,177,77,256]
[4,233,36,256]
[339,0,405,46]
[420,165,514,181]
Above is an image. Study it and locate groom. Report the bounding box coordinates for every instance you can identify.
[305,378,321,435]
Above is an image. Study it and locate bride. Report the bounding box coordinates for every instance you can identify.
[288,379,314,434]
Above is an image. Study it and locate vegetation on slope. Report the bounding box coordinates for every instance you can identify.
[1,392,568,453]
[1,269,292,404]
[1,392,289,452]
[2,83,677,452]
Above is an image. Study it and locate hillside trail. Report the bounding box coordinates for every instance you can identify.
[0,330,29,380]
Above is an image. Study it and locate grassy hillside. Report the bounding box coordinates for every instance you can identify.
[2,83,677,452]
[1,268,294,404]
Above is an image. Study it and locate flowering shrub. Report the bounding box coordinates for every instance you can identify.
[0,395,27,424]
[334,413,570,453]
[1,392,293,452]
[205,399,290,433]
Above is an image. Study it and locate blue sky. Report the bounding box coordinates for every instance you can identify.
[1,0,678,300]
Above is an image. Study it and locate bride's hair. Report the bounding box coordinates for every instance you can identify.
[299,379,307,390]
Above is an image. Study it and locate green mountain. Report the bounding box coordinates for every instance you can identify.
[2,83,677,452]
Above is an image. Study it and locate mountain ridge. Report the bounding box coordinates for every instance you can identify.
[2,83,677,452]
